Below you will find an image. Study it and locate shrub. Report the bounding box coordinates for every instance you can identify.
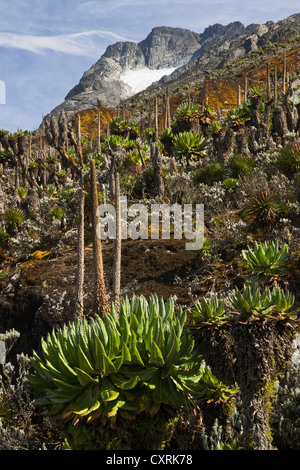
[193,163,225,186]
[227,154,256,178]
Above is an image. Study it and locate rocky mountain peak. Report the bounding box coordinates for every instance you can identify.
[45,14,300,123]
[138,26,202,69]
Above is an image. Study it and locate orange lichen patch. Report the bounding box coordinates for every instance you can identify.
[31,250,52,260]
[71,107,119,138]
[187,45,300,120]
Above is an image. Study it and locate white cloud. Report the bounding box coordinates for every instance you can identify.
[0,30,129,57]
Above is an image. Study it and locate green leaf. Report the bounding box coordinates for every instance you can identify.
[52,378,82,392]
[102,353,117,376]
[71,385,95,415]
[78,345,96,375]
[110,374,139,391]
[149,341,165,368]
[74,367,98,386]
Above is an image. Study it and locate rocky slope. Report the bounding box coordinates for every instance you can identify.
[45,21,261,120]
[155,13,300,88]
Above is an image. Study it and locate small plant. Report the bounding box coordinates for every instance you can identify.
[189,296,230,327]
[0,149,13,163]
[209,121,224,134]
[226,103,250,128]
[248,86,264,99]
[213,439,240,450]
[109,117,139,139]
[222,178,238,191]
[242,240,289,282]
[3,208,25,233]
[16,187,28,199]
[227,283,299,322]
[243,190,287,223]
[46,185,57,198]
[103,135,125,152]
[227,154,256,178]
[160,128,174,156]
[193,163,225,186]
[0,228,10,248]
[174,102,201,122]
[50,206,65,221]
[59,188,73,201]
[172,132,207,164]
[277,143,300,177]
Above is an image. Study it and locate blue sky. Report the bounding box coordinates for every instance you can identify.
[0,0,299,133]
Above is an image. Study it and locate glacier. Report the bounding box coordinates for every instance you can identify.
[120,67,177,94]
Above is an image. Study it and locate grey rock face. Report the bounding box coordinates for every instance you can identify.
[138,26,201,69]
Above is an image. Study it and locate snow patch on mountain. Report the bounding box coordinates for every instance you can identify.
[120,67,177,94]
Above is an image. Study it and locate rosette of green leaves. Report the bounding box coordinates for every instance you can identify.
[174,101,201,122]
[277,143,300,176]
[227,283,299,322]
[242,240,289,282]
[172,131,207,164]
[189,297,231,327]
[4,208,25,234]
[226,102,250,128]
[27,294,218,423]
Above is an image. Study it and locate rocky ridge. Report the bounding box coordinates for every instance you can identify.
[44,13,300,127]
[45,20,263,120]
